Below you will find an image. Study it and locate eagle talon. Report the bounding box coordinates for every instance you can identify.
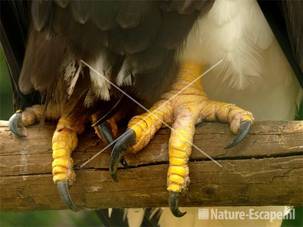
[225,120,252,149]
[169,192,186,217]
[109,129,136,181]
[96,122,114,144]
[56,180,77,211]
[8,111,27,137]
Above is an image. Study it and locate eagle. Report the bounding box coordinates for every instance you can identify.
[0,0,302,220]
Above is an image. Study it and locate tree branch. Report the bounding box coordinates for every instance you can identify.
[0,121,302,211]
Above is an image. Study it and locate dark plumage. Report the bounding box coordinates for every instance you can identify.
[0,0,40,109]
[281,1,303,73]
[15,0,214,112]
[258,0,303,87]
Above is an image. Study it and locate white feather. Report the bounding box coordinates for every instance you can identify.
[88,54,111,101]
[66,63,82,97]
[116,59,134,87]
[179,0,301,120]
[84,89,97,108]
[180,0,273,90]
[62,57,82,97]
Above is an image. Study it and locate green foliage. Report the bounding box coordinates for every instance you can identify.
[282,207,303,227]
[0,46,13,120]
[0,210,104,227]
[295,99,303,120]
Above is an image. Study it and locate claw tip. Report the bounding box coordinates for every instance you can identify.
[56,181,78,211]
[169,192,186,217]
[109,129,135,182]
[8,112,27,137]
[225,121,252,149]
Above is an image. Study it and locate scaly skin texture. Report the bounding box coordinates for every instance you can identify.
[21,104,62,126]
[127,62,254,193]
[52,116,86,184]
[10,104,118,209]
[13,105,86,184]
[13,106,114,184]
[20,105,44,126]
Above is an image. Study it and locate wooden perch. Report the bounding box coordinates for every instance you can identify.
[0,121,303,211]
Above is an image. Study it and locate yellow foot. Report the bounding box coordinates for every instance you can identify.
[110,62,254,217]
[9,104,86,210]
[52,116,85,210]
[8,104,60,137]
[8,105,44,136]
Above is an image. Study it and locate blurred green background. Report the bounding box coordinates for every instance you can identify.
[0,46,302,226]
[0,46,13,119]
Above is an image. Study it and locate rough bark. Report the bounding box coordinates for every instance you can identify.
[0,121,302,211]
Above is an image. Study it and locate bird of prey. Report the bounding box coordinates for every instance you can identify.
[0,0,302,220]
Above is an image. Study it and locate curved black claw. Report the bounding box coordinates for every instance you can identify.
[225,121,252,149]
[97,122,114,144]
[97,122,132,168]
[109,129,136,181]
[169,192,186,217]
[8,111,27,137]
[57,181,77,211]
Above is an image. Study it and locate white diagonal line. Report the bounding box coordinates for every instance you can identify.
[80,59,223,168]
[79,140,115,169]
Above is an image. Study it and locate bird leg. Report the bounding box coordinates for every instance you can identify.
[110,61,254,217]
[55,108,131,209]
[9,104,119,210]
[52,116,86,210]
[9,104,87,209]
